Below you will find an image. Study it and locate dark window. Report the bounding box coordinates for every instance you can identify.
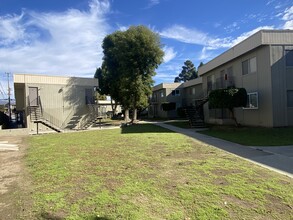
[242,57,257,75]
[85,88,94,104]
[242,60,249,75]
[287,90,293,107]
[286,50,293,67]
[244,92,258,109]
[28,87,39,106]
[171,89,180,96]
[226,66,234,87]
[207,75,215,92]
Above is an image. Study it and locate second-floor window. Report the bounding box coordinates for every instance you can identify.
[207,75,215,92]
[171,89,180,96]
[242,57,257,75]
[285,50,293,67]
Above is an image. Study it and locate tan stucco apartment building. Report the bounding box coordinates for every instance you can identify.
[149,77,203,118]
[14,74,98,132]
[150,30,293,127]
[198,30,293,127]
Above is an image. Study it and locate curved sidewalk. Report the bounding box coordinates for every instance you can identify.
[154,122,293,178]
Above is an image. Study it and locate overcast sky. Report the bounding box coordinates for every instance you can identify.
[0,0,292,98]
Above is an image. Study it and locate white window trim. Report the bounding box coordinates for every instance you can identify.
[243,92,259,110]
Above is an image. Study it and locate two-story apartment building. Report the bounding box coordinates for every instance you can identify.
[14,73,99,132]
[149,77,203,118]
[198,29,293,127]
[150,30,293,127]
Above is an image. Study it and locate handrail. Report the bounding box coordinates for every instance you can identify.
[60,107,76,129]
[41,109,63,129]
[28,96,63,130]
[78,104,98,129]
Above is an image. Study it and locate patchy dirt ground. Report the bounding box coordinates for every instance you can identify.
[0,135,31,220]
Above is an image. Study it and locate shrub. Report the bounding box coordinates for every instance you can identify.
[209,87,247,125]
[161,102,176,111]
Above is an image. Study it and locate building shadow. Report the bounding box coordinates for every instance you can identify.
[61,77,98,129]
[120,123,174,134]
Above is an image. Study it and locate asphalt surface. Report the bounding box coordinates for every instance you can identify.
[154,122,293,178]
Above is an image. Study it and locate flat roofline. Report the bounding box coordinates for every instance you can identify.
[152,82,182,91]
[13,73,94,79]
[198,29,293,76]
[13,73,98,86]
[152,77,203,91]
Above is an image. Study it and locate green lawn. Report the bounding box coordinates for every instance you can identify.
[165,120,191,129]
[199,126,293,146]
[23,124,292,219]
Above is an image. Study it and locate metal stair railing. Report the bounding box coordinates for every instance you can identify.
[77,103,98,129]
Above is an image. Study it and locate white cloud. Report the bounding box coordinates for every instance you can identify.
[153,72,178,83]
[146,0,160,9]
[160,24,277,51]
[198,47,215,61]
[0,14,26,46]
[0,0,111,77]
[281,6,293,29]
[162,46,177,63]
[160,25,210,45]
[282,6,293,21]
[283,20,293,29]
[266,0,275,6]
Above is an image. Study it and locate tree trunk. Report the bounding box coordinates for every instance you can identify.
[132,108,137,123]
[229,108,239,127]
[110,98,117,116]
[124,109,130,122]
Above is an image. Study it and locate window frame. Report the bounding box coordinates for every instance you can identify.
[285,50,293,67]
[243,92,259,110]
[242,57,257,75]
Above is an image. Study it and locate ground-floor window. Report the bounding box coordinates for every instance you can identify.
[285,50,293,67]
[244,92,258,109]
[287,90,293,107]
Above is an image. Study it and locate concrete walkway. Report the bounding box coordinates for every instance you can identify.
[153,122,293,178]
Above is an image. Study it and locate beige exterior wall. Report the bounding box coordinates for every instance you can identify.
[149,78,203,118]
[271,45,293,126]
[202,46,274,127]
[200,30,293,127]
[13,74,98,132]
[149,86,182,118]
[181,77,203,106]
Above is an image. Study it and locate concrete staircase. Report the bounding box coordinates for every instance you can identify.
[28,106,62,132]
[184,106,206,128]
[184,99,208,128]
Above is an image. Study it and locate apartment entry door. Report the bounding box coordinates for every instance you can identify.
[29,87,39,106]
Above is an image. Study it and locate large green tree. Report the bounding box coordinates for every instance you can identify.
[174,60,198,82]
[100,25,164,122]
[209,87,247,126]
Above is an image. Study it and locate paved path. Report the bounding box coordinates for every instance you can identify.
[0,141,19,151]
[153,122,293,178]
